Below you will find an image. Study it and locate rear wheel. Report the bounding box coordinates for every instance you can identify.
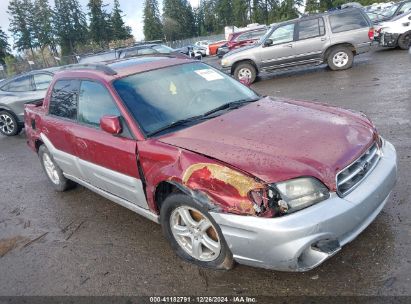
[38,145,76,192]
[160,193,234,269]
[327,46,354,71]
[0,111,21,136]
[233,62,257,84]
[398,31,411,50]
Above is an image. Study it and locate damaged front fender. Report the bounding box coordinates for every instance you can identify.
[137,140,270,216]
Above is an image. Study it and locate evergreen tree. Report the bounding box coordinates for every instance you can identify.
[232,0,248,27]
[8,0,35,57]
[251,0,264,23]
[54,0,88,56]
[143,0,164,40]
[111,0,132,40]
[216,0,234,28]
[32,0,56,64]
[88,0,112,48]
[278,0,300,21]
[0,28,10,64]
[305,0,319,13]
[163,0,196,40]
[319,0,333,11]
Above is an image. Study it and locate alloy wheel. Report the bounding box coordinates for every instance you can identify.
[333,51,349,68]
[238,68,252,81]
[0,113,15,135]
[170,206,221,262]
[42,153,60,185]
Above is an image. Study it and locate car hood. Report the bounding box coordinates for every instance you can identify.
[225,43,260,57]
[159,97,377,191]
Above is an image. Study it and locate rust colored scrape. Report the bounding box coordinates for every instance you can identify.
[182,163,263,197]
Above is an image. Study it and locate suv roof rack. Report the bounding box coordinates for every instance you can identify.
[59,63,117,76]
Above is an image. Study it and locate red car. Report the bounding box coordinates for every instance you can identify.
[25,57,397,271]
[208,40,227,56]
[226,27,268,50]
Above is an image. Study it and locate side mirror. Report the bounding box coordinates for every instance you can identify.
[264,39,273,47]
[100,115,122,135]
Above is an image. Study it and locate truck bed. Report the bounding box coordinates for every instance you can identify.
[24,99,46,152]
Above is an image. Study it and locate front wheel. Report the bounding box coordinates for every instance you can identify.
[233,62,257,84]
[398,32,411,50]
[327,47,354,71]
[0,111,21,136]
[160,193,234,270]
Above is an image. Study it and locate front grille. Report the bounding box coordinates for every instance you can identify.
[336,142,381,196]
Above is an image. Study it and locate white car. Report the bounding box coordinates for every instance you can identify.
[378,11,411,49]
[195,40,211,56]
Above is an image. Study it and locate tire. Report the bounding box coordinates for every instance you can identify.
[233,62,257,84]
[398,32,411,50]
[160,193,234,270]
[0,110,22,136]
[327,46,354,71]
[38,145,76,192]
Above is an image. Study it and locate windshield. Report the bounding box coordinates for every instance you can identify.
[113,62,258,135]
[382,3,400,17]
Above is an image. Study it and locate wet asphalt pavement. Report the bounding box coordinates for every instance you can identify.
[0,47,410,296]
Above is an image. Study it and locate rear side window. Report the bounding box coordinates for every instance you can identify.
[49,80,78,120]
[2,76,33,92]
[298,18,325,40]
[329,10,369,33]
[33,73,53,90]
[78,81,121,127]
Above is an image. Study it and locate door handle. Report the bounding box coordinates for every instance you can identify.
[283,44,293,48]
[321,37,327,41]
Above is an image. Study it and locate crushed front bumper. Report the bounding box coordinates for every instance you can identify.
[210,140,397,271]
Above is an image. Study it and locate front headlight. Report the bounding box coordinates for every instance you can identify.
[221,58,229,66]
[274,177,330,214]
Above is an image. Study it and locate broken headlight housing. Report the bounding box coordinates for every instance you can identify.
[272,177,330,215]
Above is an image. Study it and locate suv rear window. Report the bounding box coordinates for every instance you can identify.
[49,80,78,120]
[329,10,369,33]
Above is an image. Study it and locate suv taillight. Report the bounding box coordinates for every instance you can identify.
[368,28,374,40]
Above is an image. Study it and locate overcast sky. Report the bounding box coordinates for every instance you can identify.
[0,0,183,50]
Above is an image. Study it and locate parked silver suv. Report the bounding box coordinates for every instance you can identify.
[221,8,374,83]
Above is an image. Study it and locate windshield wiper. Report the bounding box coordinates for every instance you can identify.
[146,97,260,137]
[146,115,205,137]
[202,97,260,117]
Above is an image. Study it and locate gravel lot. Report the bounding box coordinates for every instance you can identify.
[0,47,410,296]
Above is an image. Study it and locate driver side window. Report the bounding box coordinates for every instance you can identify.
[269,24,295,45]
[78,81,121,127]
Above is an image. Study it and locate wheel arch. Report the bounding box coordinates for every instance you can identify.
[231,59,259,75]
[154,180,221,214]
[323,43,356,61]
[35,139,44,152]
